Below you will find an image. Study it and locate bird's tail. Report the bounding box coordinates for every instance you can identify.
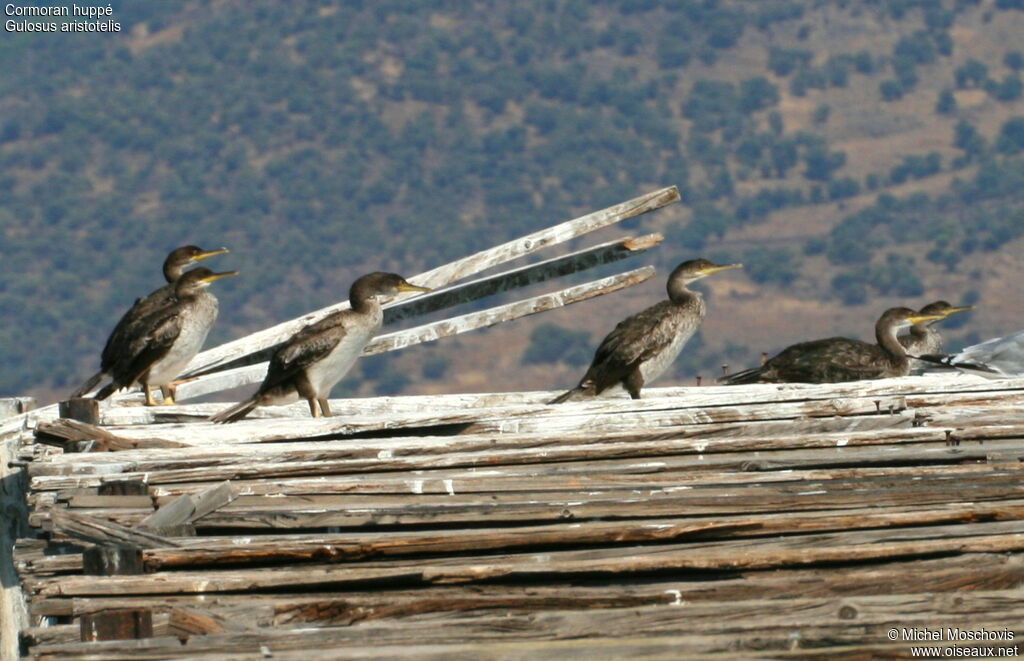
[93,382,119,401]
[547,385,592,405]
[913,353,1001,377]
[209,398,258,424]
[720,366,764,385]
[70,371,104,398]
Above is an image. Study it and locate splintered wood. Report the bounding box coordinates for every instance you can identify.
[9,374,1024,659]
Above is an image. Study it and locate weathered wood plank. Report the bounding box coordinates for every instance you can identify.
[27,430,1024,490]
[24,524,1024,597]
[186,233,664,379]
[169,266,656,400]
[25,593,1024,658]
[28,553,1024,618]
[177,186,679,380]
[137,481,236,530]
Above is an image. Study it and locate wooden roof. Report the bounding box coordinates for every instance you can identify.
[7,373,1024,659]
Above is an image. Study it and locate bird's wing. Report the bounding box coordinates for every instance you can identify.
[100,283,176,369]
[582,301,682,392]
[110,308,185,386]
[769,337,888,382]
[257,313,349,394]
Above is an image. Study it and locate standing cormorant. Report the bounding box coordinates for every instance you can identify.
[722,307,946,385]
[900,300,972,372]
[94,267,238,405]
[71,245,229,398]
[549,259,743,403]
[210,272,431,423]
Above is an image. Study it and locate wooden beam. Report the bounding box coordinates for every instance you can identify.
[168,266,655,401]
[177,187,678,379]
[184,233,663,379]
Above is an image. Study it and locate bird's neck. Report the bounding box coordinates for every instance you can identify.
[908,323,933,341]
[667,281,698,306]
[351,296,380,315]
[164,264,185,283]
[876,321,909,361]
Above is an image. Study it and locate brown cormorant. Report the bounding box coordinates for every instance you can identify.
[94,267,238,405]
[900,300,973,372]
[71,246,229,398]
[722,307,946,385]
[210,272,431,423]
[549,259,743,403]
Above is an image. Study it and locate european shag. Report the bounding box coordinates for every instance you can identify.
[94,267,238,405]
[899,300,973,372]
[210,272,431,423]
[722,307,946,385]
[71,246,229,398]
[549,259,743,403]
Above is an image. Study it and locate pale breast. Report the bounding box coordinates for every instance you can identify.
[639,297,704,385]
[146,293,219,386]
[307,307,382,397]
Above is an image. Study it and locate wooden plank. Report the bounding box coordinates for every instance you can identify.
[28,553,1024,618]
[24,523,1024,597]
[137,481,236,530]
[185,233,663,378]
[47,510,185,550]
[169,266,656,401]
[25,594,1024,657]
[0,425,31,661]
[0,397,35,418]
[177,186,679,379]
[29,426,1024,491]
[82,392,913,446]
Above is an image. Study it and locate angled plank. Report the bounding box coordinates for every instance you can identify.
[178,186,679,378]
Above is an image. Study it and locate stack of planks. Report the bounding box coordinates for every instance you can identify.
[10,373,1024,659]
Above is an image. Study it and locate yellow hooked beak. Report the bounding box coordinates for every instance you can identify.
[907,312,946,324]
[194,247,230,262]
[940,305,974,317]
[200,270,239,284]
[397,281,432,294]
[700,263,743,276]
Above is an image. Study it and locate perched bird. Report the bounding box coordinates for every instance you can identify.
[899,300,973,372]
[71,245,229,398]
[722,307,946,385]
[549,259,743,403]
[916,329,1024,379]
[94,267,239,405]
[211,272,432,423]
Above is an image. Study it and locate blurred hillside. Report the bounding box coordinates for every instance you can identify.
[2,0,1024,403]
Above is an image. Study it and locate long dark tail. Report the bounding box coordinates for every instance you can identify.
[720,366,764,385]
[93,381,119,401]
[70,371,104,398]
[209,398,258,424]
[548,383,597,404]
[913,353,999,376]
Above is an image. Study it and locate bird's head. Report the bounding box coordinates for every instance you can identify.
[173,267,239,296]
[164,245,230,281]
[350,272,432,306]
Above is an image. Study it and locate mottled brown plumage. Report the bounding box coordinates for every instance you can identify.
[71,245,229,398]
[211,272,431,423]
[550,259,743,403]
[94,267,238,405]
[723,307,946,385]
